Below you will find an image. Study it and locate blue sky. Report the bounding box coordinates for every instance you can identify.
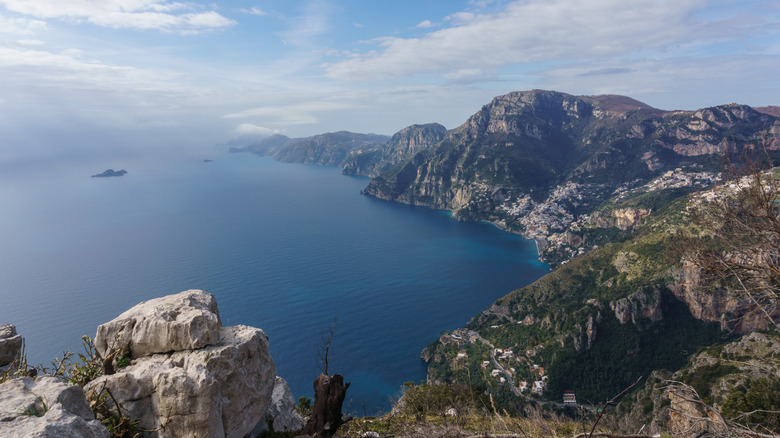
[1,0,779,162]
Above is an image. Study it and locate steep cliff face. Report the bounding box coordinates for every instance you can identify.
[669,260,777,334]
[343,123,446,177]
[589,207,651,230]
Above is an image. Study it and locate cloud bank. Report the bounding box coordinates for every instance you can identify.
[0,0,235,32]
[324,0,714,80]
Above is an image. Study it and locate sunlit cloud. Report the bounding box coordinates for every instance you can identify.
[14,39,45,46]
[240,7,268,16]
[0,13,47,35]
[235,123,282,135]
[0,0,235,33]
[324,0,714,80]
[223,101,366,127]
[415,20,435,29]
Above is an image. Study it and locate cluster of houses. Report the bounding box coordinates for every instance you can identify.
[643,168,719,193]
[447,328,581,405]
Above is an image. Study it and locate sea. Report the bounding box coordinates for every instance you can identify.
[0,152,548,414]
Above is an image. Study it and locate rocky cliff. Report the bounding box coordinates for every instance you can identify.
[361,90,779,266]
[343,123,447,177]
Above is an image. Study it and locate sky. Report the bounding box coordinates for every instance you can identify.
[1,0,780,163]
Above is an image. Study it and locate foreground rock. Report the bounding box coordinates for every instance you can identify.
[0,324,22,367]
[250,376,306,436]
[88,290,276,438]
[0,376,109,438]
[94,289,222,358]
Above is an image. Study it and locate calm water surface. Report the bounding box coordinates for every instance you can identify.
[0,153,548,413]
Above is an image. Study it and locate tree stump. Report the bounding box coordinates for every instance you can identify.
[302,373,350,438]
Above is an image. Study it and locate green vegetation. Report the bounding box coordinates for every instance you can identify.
[680,363,740,404]
[722,377,780,433]
[547,298,723,402]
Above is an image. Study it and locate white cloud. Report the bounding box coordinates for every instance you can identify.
[534,54,780,110]
[324,0,715,80]
[415,19,434,29]
[240,7,268,16]
[279,0,332,47]
[0,0,235,32]
[223,101,365,126]
[443,68,490,82]
[15,39,45,46]
[443,12,475,24]
[0,13,47,35]
[235,123,281,134]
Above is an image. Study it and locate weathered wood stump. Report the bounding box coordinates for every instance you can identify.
[302,373,350,438]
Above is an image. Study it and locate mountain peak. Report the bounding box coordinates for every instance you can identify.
[584,94,665,114]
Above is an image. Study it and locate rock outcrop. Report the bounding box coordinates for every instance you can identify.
[87,290,276,438]
[610,287,663,326]
[94,289,222,358]
[670,260,774,334]
[249,376,305,436]
[0,376,109,438]
[343,123,447,177]
[590,208,651,231]
[0,324,22,368]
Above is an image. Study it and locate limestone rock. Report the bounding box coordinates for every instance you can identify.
[610,287,663,326]
[87,325,276,438]
[0,324,22,367]
[670,260,774,334]
[0,376,108,438]
[94,289,222,358]
[250,376,305,436]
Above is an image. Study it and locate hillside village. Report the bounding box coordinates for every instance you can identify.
[495,167,722,266]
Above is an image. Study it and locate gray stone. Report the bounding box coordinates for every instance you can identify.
[250,376,305,436]
[88,325,276,438]
[0,376,108,438]
[0,324,22,367]
[94,289,222,358]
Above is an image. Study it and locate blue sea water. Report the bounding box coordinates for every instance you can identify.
[0,153,548,414]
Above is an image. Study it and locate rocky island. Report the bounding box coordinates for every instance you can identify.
[91,169,127,178]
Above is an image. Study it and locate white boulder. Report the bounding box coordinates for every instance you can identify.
[88,324,276,438]
[94,289,222,358]
[0,376,109,438]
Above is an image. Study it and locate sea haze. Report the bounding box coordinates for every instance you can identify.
[0,153,548,413]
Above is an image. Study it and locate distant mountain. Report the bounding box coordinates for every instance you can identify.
[362,89,779,264]
[227,125,446,175]
[229,134,292,156]
[272,131,390,167]
[342,123,447,177]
